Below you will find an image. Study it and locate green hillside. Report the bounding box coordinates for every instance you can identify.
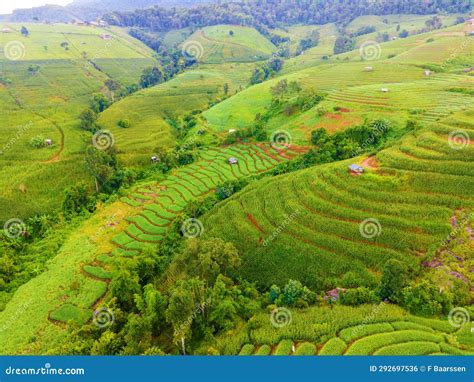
[182,25,277,63]
[0,23,158,221]
[0,11,473,358]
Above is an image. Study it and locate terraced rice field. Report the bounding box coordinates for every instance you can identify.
[239,318,469,356]
[203,110,474,290]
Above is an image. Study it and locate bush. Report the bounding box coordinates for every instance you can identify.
[274,339,293,355]
[30,136,47,148]
[319,337,346,355]
[339,287,378,306]
[294,342,316,355]
[118,118,130,128]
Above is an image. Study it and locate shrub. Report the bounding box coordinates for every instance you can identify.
[294,342,316,355]
[339,287,378,306]
[255,344,271,355]
[29,136,47,148]
[118,118,130,128]
[274,339,293,355]
[238,344,255,355]
[319,337,346,355]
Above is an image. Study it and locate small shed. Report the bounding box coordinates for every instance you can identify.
[2,27,11,33]
[424,70,431,76]
[150,155,160,163]
[44,139,52,146]
[364,66,373,72]
[348,164,364,175]
[380,88,389,93]
[228,157,238,165]
[228,129,237,134]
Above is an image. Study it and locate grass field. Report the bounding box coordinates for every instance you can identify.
[1,14,473,356]
[202,109,474,290]
[220,304,472,356]
[182,25,276,64]
[0,23,159,221]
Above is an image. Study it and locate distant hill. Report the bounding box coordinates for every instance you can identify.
[7,0,215,22]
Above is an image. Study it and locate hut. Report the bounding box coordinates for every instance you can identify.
[2,27,11,33]
[44,139,52,146]
[228,157,238,165]
[348,164,364,175]
[364,66,373,72]
[424,70,431,76]
[150,155,160,163]
[380,88,389,93]
[228,129,237,134]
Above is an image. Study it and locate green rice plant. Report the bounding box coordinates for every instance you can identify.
[274,339,294,355]
[294,342,317,355]
[238,344,255,355]
[255,345,272,355]
[319,338,347,355]
[373,341,440,355]
[49,304,90,325]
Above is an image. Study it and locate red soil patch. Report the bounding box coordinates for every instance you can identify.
[338,107,351,113]
[326,113,342,120]
[361,156,379,170]
[246,213,266,234]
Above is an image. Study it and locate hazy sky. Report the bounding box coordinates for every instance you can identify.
[0,0,72,15]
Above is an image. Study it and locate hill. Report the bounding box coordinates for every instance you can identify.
[181,25,276,64]
[0,22,158,221]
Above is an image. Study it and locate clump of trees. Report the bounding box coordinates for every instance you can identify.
[250,58,283,85]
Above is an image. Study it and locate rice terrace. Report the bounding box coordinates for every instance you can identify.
[0,0,473,366]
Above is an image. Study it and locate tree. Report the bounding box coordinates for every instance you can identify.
[333,35,354,54]
[311,128,329,146]
[110,269,141,311]
[104,79,121,101]
[61,184,94,218]
[270,79,288,99]
[140,66,164,88]
[378,259,408,302]
[79,109,98,132]
[402,280,452,317]
[399,29,409,38]
[20,26,29,37]
[84,146,118,193]
[90,94,110,113]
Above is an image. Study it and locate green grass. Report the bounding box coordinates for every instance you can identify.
[225,304,472,356]
[0,23,159,222]
[183,25,276,64]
